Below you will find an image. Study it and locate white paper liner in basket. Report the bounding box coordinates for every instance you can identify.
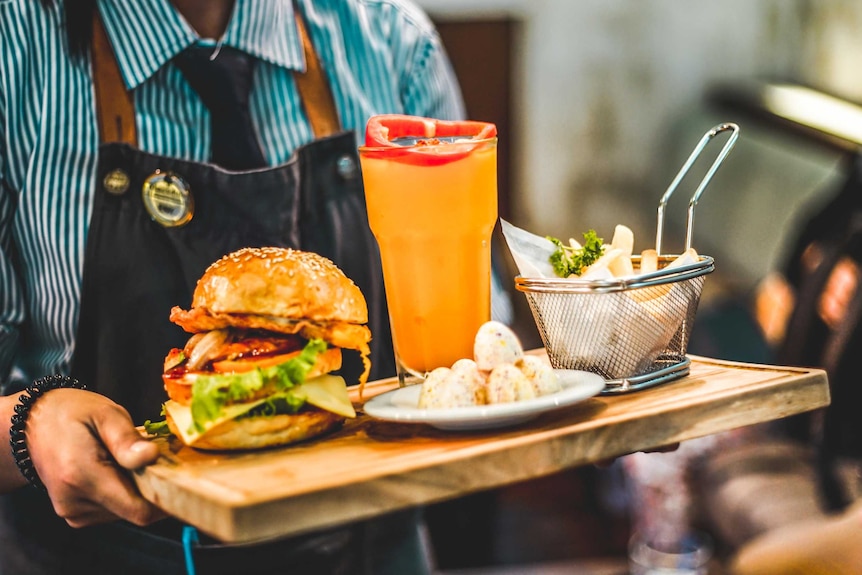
[520,278,700,379]
[550,292,673,377]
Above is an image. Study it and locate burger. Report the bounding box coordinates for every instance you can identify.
[159,247,372,450]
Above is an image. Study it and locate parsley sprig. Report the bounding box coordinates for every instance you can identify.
[547,230,605,277]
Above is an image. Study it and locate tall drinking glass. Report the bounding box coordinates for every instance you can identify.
[359,115,498,385]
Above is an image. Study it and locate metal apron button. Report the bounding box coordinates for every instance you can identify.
[103,169,130,195]
[142,171,194,227]
[336,154,358,180]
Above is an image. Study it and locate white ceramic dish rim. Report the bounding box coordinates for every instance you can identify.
[362,369,605,430]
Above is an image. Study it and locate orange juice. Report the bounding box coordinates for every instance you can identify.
[359,117,497,379]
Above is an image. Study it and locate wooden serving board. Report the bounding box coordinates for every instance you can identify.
[133,355,829,544]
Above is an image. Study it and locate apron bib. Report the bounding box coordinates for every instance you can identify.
[71,133,393,423]
[71,12,394,425]
[0,9,410,575]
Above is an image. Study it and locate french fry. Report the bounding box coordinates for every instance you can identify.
[608,225,635,276]
[611,225,634,256]
[582,247,623,280]
[629,249,665,304]
[640,249,658,274]
[666,247,699,269]
[608,255,634,277]
[629,247,699,305]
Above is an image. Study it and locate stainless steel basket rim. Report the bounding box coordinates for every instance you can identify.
[600,356,691,394]
[515,254,714,294]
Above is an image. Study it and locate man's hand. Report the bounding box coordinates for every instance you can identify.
[24,389,164,527]
[731,500,862,575]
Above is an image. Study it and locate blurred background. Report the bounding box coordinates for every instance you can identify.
[411,0,862,572]
[424,0,861,297]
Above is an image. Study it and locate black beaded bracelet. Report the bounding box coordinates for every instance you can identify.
[9,375,87,490]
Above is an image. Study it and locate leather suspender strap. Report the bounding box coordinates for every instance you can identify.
[90,8,339,146]
[292,9,342,138]
[91,12,138,146]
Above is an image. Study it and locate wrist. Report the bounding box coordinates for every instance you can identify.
[9,375,87,490]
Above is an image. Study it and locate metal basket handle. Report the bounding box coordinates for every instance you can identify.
[655,122,740,255]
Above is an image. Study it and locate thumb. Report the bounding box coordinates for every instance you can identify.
[116,439,160,470]
[92,404,160,470]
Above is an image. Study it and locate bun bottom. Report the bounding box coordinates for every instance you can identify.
[166,409,344,451]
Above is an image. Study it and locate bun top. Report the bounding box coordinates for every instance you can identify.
[192,247,368,324]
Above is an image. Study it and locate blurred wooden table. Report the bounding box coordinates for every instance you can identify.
[437,557,729,575]
[134,355,829,543]
[436,557,629,575]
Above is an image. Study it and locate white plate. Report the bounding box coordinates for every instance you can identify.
[362,370,606,431]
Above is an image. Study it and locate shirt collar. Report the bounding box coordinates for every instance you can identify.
[98,0,304,90]
[222,0,304,70]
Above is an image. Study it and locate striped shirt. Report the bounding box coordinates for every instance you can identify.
[0,0,511,388]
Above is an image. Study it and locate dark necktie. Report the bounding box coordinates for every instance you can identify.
[174,45,267,171]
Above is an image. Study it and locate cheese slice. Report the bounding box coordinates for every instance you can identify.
[165,397,267,446]
[297,374,356,419]
[164,374,355,446]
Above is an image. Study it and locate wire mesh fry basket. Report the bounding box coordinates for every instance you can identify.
[515,123,739,393]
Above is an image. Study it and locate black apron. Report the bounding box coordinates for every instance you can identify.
[71,134,393,424]
[70,9,392,422]
[0,9,416,575]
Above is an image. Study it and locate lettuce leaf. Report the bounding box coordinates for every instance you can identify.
[189,338,327,432]
[143,418,171,437]
[240,392,306,419]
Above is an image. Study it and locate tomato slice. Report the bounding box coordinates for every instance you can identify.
[362,114,497,166]
[211,350,303,374]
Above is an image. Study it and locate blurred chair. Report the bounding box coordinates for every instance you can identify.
[689,81,862,557]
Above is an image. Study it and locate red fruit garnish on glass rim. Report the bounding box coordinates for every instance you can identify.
[362,115,497,166]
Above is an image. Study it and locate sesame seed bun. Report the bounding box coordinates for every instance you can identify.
[192,247,368,324]
[165,408,345,452]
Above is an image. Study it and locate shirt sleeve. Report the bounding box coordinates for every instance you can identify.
[0,79,24,388]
